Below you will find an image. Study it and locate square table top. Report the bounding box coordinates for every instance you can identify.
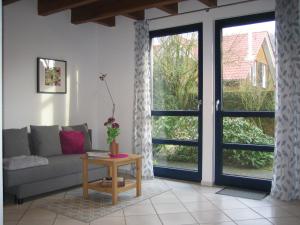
[81,153,142,166]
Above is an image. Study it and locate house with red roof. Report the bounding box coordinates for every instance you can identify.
[222,31,275,89]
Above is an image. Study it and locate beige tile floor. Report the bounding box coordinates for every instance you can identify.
[4,178,300,225]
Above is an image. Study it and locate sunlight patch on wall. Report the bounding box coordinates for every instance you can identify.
[76,70,80,112]
[40,94,54,125]
[64,75,71,125]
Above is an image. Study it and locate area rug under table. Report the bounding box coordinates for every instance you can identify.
[38,179,170,223]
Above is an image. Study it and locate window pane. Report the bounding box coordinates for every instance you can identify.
[221,21,275,111]
[152,116,198,140]
[223,117,274,145]
[223,149,273,179]
[152,32,198,110]
[153,144,198,171]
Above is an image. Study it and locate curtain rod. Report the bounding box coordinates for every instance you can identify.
[146,0,260,22]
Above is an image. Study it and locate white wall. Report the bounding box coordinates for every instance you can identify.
[96,17,136,155]
[97,0,275,184]
[3,0,103,148]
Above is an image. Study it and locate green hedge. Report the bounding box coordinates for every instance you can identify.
[153,117,274,169]
[223,149,273,169]
[223,90,274,111]
[223,117,274,168]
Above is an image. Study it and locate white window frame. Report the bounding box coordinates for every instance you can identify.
[262,64,267,88]
[252,61,257,86]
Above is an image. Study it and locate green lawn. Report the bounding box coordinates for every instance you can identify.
[154,158,273,180]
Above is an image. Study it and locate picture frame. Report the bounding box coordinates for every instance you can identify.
[37,57,67,94]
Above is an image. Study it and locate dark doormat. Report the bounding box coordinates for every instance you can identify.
[216,187,268,200]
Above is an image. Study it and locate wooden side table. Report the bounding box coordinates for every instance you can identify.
[81,153,142,205]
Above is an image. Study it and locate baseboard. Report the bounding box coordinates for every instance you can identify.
[201,181,215,186]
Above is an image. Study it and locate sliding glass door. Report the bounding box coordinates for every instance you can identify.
[150,24,203,181]
[215,12,275,191]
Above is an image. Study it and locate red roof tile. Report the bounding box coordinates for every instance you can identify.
[222,31,268,80]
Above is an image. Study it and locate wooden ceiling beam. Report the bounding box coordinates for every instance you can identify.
[122,11,145,21]
[3,0,21,6]
[94,17,116,27]
[197,0,217,7]
[38,0,100,16]
[71,0,181,24]
[157,3,178,15]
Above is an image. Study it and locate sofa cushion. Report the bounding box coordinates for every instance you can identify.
[3,127,31,158]
[62,123,92,151]
[60,131,85,154]
[30,125,62,156]
[3,154,102,188]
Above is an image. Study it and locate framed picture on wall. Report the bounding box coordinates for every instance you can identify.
[37,57,67,94]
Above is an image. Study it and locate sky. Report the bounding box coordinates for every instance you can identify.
[223,21,275,36]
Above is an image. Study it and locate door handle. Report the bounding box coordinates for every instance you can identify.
[198,99,202,110]
[216,99,220,111]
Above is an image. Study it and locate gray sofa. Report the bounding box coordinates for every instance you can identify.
[3,125,107,204]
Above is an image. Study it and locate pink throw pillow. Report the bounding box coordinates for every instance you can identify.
[60,131,85,154]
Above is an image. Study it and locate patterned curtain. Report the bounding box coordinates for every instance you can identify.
[132,21,154,179]
[271,0,300,200]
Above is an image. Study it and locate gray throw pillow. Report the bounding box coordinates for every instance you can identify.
[3,127,31,158]
[30,125,62,156]
[62,123,92,151]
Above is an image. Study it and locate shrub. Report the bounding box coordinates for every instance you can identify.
[152,116,198,163]
[223,117,274,168]
[166,145,198,163]
[152,116,197,140]
[223,89,275,136]
[223,117,274,145]
[223,149,273,169]
[153,117,274,168]
[153,144,197,163]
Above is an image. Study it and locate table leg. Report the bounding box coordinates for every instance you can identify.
[136,158,142,196]
[111,164,118,205]
[82,157,88,199]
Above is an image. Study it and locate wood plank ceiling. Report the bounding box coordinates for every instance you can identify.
[3,0,217,27]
